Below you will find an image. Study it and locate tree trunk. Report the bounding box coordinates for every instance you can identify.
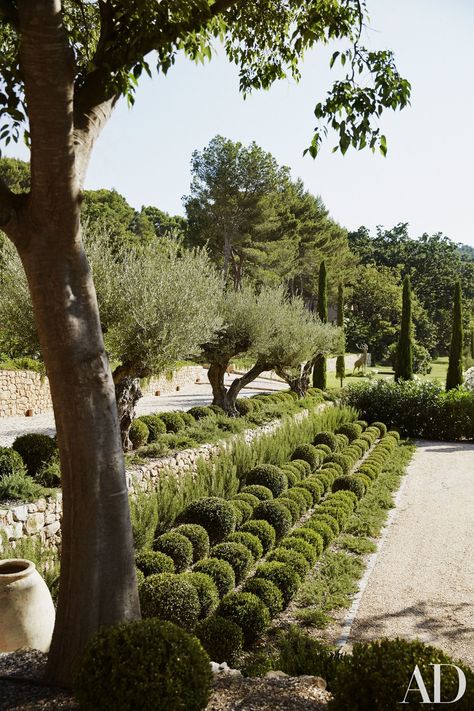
[207,361,237,415]
[17,228,140,687]
[226,363,266,413]
[276,360,312,398]
[112,364,145,451]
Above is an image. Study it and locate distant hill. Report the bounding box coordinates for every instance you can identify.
[458,243,474,260]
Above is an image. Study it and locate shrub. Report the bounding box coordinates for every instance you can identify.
[324,453,351,475]
[158,411,186,433]
[253,500,292,540]
[313,472,332,494]
[0,447,26,480]
[139,573,201,630]
[388,429,401,441]
[281,467,297,487]
[320,461,343,476]
[36,453,61,487]
[232,492,260,509]
[254,562,301,605]
[291,444,321,471]
[336,422,362,442]
[208,404,225,416]
[276,496,300,523]
[279,536,318,566]
[330,638,474,711]
[193,558,235,597]
[354,420,368,430]
[241,484,274,501]
[312,513,340,536]
[290,527,324,555]
[137,414,167,440]
[216,592,270,647]
[210,542,254,583]
[74,619,212,711]
[318,503,349,528]
[136,568,145,586]
[0,470,45,502]
[353,473,371,493]
[335,433,349,449]
[357,464,378,481]
[240,519,276,553]
[267,547,310,578]
[371,421,388,437]
[290,459,312,477]
[277,627,343,691]
[313,431,338,451]
[284,488,310,514]
[242,578,284,617]
[180,572,219,618]
[227,531,264,561]
[298,477,324,504]
[12,433,57,477]
[245,464,287,497]
[332,475,365,500]
[188,406,215,420]
[129,419,149,449]
[195,615,244,665]
[175,524,210,563]
[179,497,236,544]
[352,438,369,453]
[154,532,193,573]
[135,549,175,577]
[289,486,313,509]
[305,519,334,547]
[331,489,358,510]
[235,398,253,416]
[230,498,253,524]
[313,443,332,455]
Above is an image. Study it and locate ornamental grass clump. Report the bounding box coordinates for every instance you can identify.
[244,464,288,497]
[195,616,244,666]
[193,558,235,598]
[74,619,212,711]
[216,592,270,647]
[210,542,254,583]
[153,532,193,573]
[179,497,236,545]
[139,573,201,631]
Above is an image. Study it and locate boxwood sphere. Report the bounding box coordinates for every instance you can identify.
[254,562,301,605]
[253,500,292,540]
[324,453,351,475]
[280,467,298,487]
[179,497,236,545]
[277,496,301,523]
[331,489,358,510]
[289,527,324,556]
[176,524,210,563]
[136,414,167,441]
[129,419,149,449]
[314,443,332,456]
[154,532,193,572]
[135,549,175,577]
[313,431,338,452]
[336,422,363,442]
[227,531,264,561]
[335,433,349,449]
[245,464,288,497]
[210,542,254,583]
[353,473,371,493]
[230,498,253,523]
[371,421,388,437]
[240,484,274,501]
[289,485,313,509]
[240,519,276,553]
[12,433,57,477]
[232,492,260,510]
[180,572,219,619]
[289,459,312,477]
[139,573,201,630]
[242,578,284,617]
[298,477,324,504]
[318,503,349,528]
[332,475,365,500]
[304,519,334,547]
[136,568,145,586]
[195,615,244,666]
[284,488,309,515]
[267,547,310,578]
[188,406,215,420]
[228,502,243,527]
[193,558,235,598]
[279,535,318,566]
[216,592,270,647]
[0,447,25,479]
[313,512,340,536]
[157,411,186,433]
[291,444,321,471]
[74,619,212,711]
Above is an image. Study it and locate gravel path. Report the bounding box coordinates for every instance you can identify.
[347,440,474,667]
[0,374,286,447]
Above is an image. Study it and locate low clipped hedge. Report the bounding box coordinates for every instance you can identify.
[193,558,235,597]
[74,619,212,711]
[154,532,193,573]
[179,497,236,545]
[210,542,254,583]
[244,464,288,497]
[195,615,244,666]
[216,592,270,647]
[135,549,175,577]
[139,573,201,631]
[188,406,215,420]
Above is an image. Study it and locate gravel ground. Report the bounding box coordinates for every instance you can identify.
[0,374,286,447]
[347,440,474,667]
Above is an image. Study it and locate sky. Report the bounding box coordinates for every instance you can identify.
[7,0,474,246]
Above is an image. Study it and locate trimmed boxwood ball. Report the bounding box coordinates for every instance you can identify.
[283,462,303,479]
[298,477,324,504]
[176,524,210,563]
[12,433,57,477]
[179,497,236,545]
[229,500,252,525]
[335,433,349,449]
[360,432,376,446]
[353,474,371,493]
[290,527,324,555]
[216,592,270,647]
[254,562,301,605]
[336,422,363,442]
[313,431,338,451]
[352,438,369,453]
[313,472,332,494]
[354,419,368,430]
[267,547,310,578]
[154,532,193,573]
[253,500,292,540]
[276,497,300,523]
[157,411,186,433]
[279,535,318,566]
[245,464,288,497]
[136,414,167,441]
[188,405,215,420]
[318,503,349,528]
[371,421,388,437]
[129,419,149,449]
[195,615,244,666]
[227,531,264,560]
[74,619,212,711]
[314,444,332,457]
[284,488,309,514]
[240,519,276,553]
[289,459,312,477]
[139,574,201,630]
[232,492,260,509]
[313,512,340,536]
[193,558,235,598]
[280,468,297,487]
[320,462,342,478]
[240,484,273,501]
[135,549,175,577]
[387,429,400,441]
[330,637,474,711]
[242,578,284,617]
[291,444,321,471]
[332,475,365,500]
[357,465,378,481]
[0,447,26,479]
[136,568,145,586]
[305,519,334,547]
[180,572,219,619]
[331,489,358,509]
[210,542,254,583]
[324,453,351,475]
[180,412,195,427]
[289,486,313,509]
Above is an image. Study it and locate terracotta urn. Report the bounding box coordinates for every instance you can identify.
[0,559,55,653]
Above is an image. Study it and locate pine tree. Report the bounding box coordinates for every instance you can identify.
[313,261,328,388]
[335,282,345,387]
[394,275,414,382]
[446,281,464,391]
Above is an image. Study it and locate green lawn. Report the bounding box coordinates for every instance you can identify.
[328,356,449,391]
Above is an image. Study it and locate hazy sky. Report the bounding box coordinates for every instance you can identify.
[7,0,474,246]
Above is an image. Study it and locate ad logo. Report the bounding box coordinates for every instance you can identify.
[401,664,466,704]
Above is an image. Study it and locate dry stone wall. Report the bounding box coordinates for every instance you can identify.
[0,371,52,418]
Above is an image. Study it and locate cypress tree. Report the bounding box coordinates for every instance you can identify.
[446,281,464,391]
[335,283,345,387]
[394,275,414,382]
[313,261,328,389]
[470,327,474,359]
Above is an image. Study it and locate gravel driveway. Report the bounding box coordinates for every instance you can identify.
[347,440,474,667]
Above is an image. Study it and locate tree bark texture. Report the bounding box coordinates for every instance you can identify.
[208,361,266,416]
[276,360,313,398]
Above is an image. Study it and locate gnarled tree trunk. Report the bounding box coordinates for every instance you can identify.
[207,360,266,416]
[276,359,313,398]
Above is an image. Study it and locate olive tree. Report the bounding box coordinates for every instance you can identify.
[0,0,409,685]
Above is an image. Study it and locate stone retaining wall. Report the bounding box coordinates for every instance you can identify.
[0,371,52,418]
